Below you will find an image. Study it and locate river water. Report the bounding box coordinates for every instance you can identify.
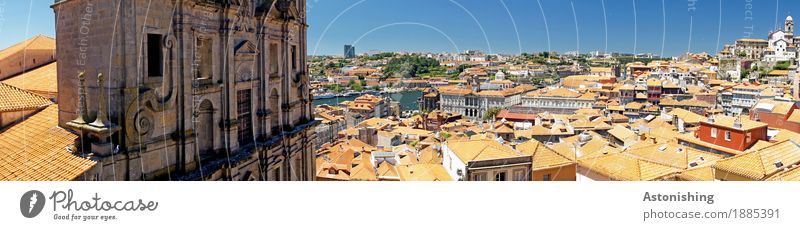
[313,91,423,112]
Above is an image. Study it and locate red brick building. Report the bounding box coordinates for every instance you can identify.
[696,115,768,151]
[750,99,800,133]
[646,78,662,104]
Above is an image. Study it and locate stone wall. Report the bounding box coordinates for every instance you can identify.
[52,0,316,181]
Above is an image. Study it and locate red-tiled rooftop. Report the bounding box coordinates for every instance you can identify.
[495,110,536,121]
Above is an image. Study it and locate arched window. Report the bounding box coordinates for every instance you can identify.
[197,100,215,157]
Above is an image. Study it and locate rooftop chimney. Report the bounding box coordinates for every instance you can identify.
[733,116,743,129]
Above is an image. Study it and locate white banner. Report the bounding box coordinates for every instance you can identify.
[0,182,796,229]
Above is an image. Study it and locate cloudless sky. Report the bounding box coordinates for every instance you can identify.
[0,0,55,49]
[3,0,800,57]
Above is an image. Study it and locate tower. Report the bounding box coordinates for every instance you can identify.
[786,15,794,34]
[344,45,356,59]
[52,0,317,181]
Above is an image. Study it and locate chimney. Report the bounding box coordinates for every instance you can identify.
[733,116,743,129]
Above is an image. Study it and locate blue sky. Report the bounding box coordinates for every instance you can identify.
[2,0,800,57]
[0,0,55,49]
[310,0,800,56]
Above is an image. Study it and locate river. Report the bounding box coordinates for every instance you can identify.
[313,91,423,112]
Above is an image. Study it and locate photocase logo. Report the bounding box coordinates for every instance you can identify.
[20,190,46,218]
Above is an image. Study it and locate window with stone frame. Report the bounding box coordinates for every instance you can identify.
[471,172,487,181]
[146,33,163,77]
[269,43,279,76]
[196,37,213,79]
[291,45,298,71]
[237,89,253,146]
[495,171,507,181]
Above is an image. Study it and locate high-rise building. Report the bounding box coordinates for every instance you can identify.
[52,0,317,181]
[344,45,356,58]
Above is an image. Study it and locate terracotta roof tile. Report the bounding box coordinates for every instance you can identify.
[446,139,524,164]
[516,140,575,170]
[578,152,680,181]
[0,105,96,181]
[0,83,52,112]
[397,164,452,181]
[714,140,800,180]
[0,35,55,60]
[1,62,58,96]
[677,166,715,181]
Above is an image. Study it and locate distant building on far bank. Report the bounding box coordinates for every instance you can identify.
[344,45,356,59]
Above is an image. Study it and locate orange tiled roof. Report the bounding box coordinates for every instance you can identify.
[397,164,452,181]
[767,166,800,181]
[677,166,716,181]
[713,140,800,180]
[0,105,96,180]
[0,35,56,60]
[578,152,680,181]
[377,161,399,179]
[0,82,52,112]
[446,139,524,164]
[2,62,58,95]
[516,140,575,170]
[702,115,767,131]
[625,142,721,169]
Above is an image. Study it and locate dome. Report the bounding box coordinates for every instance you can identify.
[788,15,794,21]
[495,71,506,80]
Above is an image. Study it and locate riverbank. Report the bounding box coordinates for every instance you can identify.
[313,90,422,112]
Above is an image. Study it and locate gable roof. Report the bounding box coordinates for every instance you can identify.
[445,139,523,164]
[397,164,453,181]
[578,153,680,181]
[608,125,636,141]
[713,140,800,180]
[516,140,575,170]
[0,35,55,60]
[625,142,721,169]
[668,108,704,124]
[376,161,399,179]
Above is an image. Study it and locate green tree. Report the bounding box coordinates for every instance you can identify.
[738,51,747,58]
[349,80,363,91]
[483,107,502,120]
[440,132,452,140]
[324,84,344,93]
[775,61,791,70]
[383,55,440,78]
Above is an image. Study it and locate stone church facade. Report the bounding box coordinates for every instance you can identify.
[52,0,317,181]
